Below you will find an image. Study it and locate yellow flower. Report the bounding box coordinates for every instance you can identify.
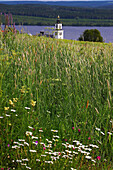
[4,107,9,111]
[30,100,36,107]
[20,86,25,93]
[9,123,11,126]
[9,100,14,107]
[9,100,13,105]
[13,98,18,102]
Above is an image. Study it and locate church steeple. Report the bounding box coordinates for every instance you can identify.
[57,15,61,24]
[54,15,64,39]
[55,15,62,30]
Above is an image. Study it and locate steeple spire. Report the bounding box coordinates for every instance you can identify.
[57,15,61,24]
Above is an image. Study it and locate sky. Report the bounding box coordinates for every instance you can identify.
[0,0,112,1]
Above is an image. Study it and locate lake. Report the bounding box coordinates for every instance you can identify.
[4,25,113,43]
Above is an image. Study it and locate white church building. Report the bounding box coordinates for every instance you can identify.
[54,15,64,39]
[39,15,64,39]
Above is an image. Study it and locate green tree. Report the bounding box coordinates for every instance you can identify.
[78,29,103,42]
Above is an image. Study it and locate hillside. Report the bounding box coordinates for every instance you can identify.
[0,30,113,169]
[1,3,113,26]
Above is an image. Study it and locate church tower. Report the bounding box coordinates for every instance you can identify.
[54,15,64,39]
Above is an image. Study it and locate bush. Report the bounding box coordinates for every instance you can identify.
[78,29,103,42]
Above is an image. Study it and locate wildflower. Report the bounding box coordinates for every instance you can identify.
[16,160,22,163]
[101,131,105,135]
[65,150,72,154]
[36,159,40,162]
[26,131,32,136]
[11,109,16,112]
[9,100,14,106]
[78,129,81,132]
[51,129,58,132]
[30,100,36,107]
[18,139,25,142]
[88,137,91,140]
[32,136,38,139]
[12,145,20,149]
[97,156,101,160]
[73,151,78,154]
[22,158,29,161]
[95,127,101,131]
[53,135,60,138]
[20,86,25,93]
[14,142,19,144]
[0,116,3,119]
[13,98,18,102]
[89,144,99,148]
[91,159,96,163]
[85,155,92,159]
[24,142,29,146]
[18,143,24,146]
[28,126,33,129]
[47,110,51,113]
[5,114,11,117]
[8,144,10,147]
[43,147,46,150]
[25,107,30,110]
[41,155,46,157]
[39,129,43,132]
[71,167,77,170]
[72,127,74,130]
[45,161,53,164]
[29,150,37,153]
[65,139,67,142]
[84,147,92,151]
[35,141,38,145]
[107,132,112,135]
[4,107,9,111]
[21,163,27,166]
[9,123,11,126]
[73,140,80,143]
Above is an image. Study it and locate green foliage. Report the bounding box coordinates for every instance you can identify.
[0,34,113,169]
[79,29,103,42]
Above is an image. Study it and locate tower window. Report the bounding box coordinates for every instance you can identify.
[59,32,62,36]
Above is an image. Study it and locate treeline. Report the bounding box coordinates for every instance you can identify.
[0,4,113,20]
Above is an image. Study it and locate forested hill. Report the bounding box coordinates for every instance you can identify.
[0,1,113,8]
[0,3,113,19]
[1,2,113,26]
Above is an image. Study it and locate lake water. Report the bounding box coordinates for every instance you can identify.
[4,25,113,43]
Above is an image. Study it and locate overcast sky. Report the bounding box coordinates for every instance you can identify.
[0,0,112,1]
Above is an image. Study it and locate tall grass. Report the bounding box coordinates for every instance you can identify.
[0,31,113,169]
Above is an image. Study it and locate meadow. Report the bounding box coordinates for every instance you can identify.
[0,30,113,169]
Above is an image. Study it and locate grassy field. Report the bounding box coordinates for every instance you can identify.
[0,30,113,169]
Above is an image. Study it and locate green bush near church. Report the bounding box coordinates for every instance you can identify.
[78,29,103,42]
